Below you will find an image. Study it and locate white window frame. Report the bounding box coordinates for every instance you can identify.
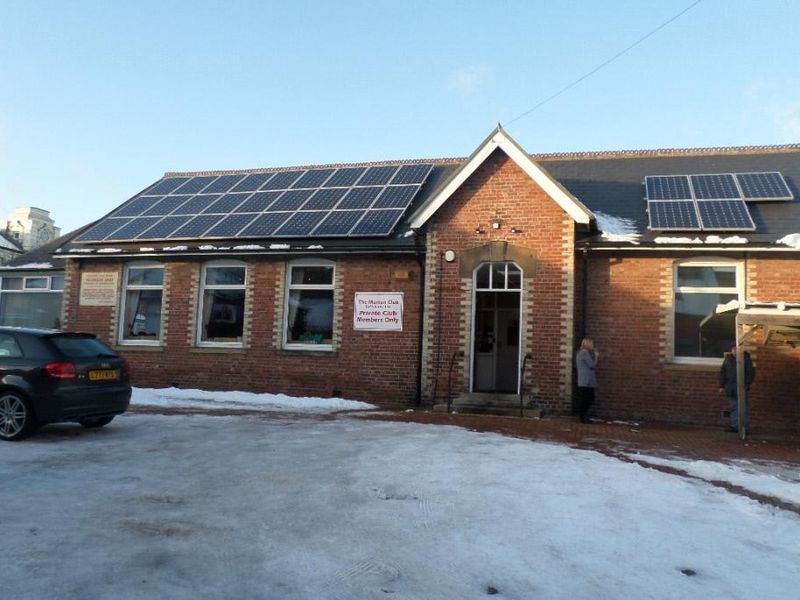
[118,261,164,346]
[0,274,65,329]
[196,260,247,348]
[283,259,335,351]
[671,259,744,365]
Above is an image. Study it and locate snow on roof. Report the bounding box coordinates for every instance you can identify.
[0,262,54,270]
[704,235,748,244]
[163,246,188,251]
[594,211,640,244]
[654,236,703,244]
[0,234,20,251]
[654,236,749,245]
[269,243,290,250]
[777,234,800,249]
[232,244,265,250]
[96,248,122,254]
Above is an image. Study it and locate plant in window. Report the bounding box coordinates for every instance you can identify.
[285,262,334,347]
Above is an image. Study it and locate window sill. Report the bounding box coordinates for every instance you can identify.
[662,361,721,372]
[190,346,246,354]
[113,344,163,352]
[277,347,338,358]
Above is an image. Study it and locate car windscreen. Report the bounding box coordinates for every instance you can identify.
[48,335,117,359]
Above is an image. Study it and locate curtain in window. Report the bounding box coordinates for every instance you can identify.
[123,289,162,340]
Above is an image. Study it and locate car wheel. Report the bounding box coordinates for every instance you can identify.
[78,416,115,429]
[0,392,36,441]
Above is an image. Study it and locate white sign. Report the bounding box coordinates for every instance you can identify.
[79,272,119,306]
[353,292,404,331]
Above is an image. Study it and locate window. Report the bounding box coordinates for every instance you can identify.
[198,262,247,346]
[0,275,63,329]
[120,263,164,344]
[285,261,334,349]
[673,261,742,361]
[0,333,22,358]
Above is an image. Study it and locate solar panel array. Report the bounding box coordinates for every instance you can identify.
[644,171,792,231]
[77,164,435,242]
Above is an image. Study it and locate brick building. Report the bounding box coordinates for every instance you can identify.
[60,128,800,432]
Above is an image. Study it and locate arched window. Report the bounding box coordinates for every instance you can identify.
[198,260,247,346]
[474,262,522,291]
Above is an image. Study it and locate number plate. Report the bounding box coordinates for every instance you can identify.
[89,369,119,381]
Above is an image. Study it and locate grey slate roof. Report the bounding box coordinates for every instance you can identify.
[535,146,800,246]
[0,225,93,271]
[63,143,800,257]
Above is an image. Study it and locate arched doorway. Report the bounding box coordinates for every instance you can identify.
[471,262,522,393]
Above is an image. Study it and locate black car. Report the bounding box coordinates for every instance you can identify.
[0,328,131,441]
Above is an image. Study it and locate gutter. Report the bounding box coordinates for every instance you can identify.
[60,247,426,261]
[579,245,800,252]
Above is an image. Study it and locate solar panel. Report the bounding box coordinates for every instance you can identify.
[301,188,348,210]
[201,174,246,194]
[109,217,164,240]
[690,174,739,199]
[137,216,191,239]
[696,200,755,230]
[233,191,282,213]
[171,195,221,215]
[647,200,701,230]
[169,215,223,238]
[239,212,293,237]
[323,167,366,188]
[204,213,260,238]
[313,210,363,236]
[230,173,274,193]
[350,209,405,236]
[145,177,191,195]
[268,189,315,212]
[172,176,218,195]
[736,172,793,200]
[274,211,328,236]
[645,175,692,200]
[373,185,420,209]
[142,195,193,216]
[292,168,335,189]
[202,193,251,214]
[359,165,399,186]
[75,218,133,241]
[113,196,163,217]
[390,164,434,185]
[338,187,382,209]
[85,163,435,242]
[261,170,304,190]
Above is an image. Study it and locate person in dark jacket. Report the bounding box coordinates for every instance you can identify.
[575,338,599,423]
[719,345,756,432]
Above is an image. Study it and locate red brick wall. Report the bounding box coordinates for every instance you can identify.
[584,252,800,432]
[64,256,423,406]
[424,149,575,411]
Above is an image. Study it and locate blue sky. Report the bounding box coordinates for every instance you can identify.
[1,1,799,234]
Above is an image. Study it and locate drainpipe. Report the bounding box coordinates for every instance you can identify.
[580,247,589,340]
[414,251,426,406]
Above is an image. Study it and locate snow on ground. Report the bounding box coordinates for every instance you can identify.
[2,413,799,599]
[132,386,375,413]
[626,453,800,506]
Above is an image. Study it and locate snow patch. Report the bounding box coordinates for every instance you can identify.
[705,235,748,244]
[139,247,155,252]
[199,245,217,251]
[777,233,800,249]
[0,262,53,269]
[67,248,95,253]
[307,245,323,249]
[97,248,122,254]
[594,212,640,244]
[269,243,291,250]
[163,245,188,251]
[232,244,265,250]
[132,387,375,414]
[654,237,703,244]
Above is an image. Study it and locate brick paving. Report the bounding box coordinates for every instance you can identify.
[362,410,800,464]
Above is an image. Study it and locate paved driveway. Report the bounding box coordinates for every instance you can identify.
[2,413,798,599]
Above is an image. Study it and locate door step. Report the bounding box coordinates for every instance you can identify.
[433,393,543,418]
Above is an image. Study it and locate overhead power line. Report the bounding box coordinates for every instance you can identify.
[504,0,705,127]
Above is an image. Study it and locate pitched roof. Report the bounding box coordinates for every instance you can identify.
[0,225,93,271]
[0,232,22,253]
